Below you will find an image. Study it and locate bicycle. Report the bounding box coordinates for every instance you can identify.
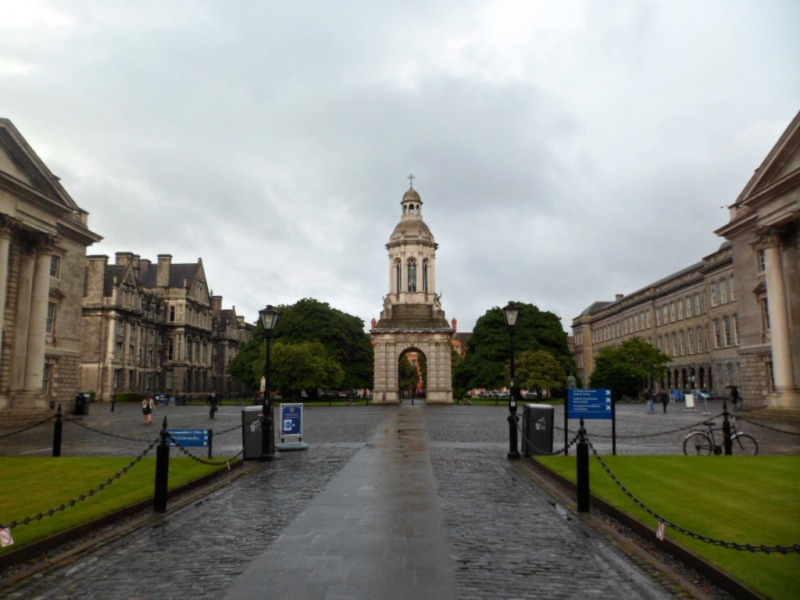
[683,417,759,456]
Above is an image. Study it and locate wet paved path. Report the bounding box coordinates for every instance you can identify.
[2,401,798,598]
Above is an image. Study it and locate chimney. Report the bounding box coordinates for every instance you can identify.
[115,252,135,267]
[84,255,110,300]
[212,295,223,313]
[451,318,458,332]
[615,294,624,302]
[157,254,172,287]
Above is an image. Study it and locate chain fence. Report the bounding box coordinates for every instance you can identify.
[734,416,800,437]
[0,437,159,530]
[63,415,157,443]
[583,434,800,554]
[0,415,56,439]
[166,426,251,467]
[518,422,580,456]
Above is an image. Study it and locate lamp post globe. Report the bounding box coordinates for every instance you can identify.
[502,302,521,460]
[258,305,280,460]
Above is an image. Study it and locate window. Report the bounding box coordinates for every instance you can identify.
[395,262,401,293]
[688,329,694,354]
[422,259,429,293]
[685,298,692,318]
[43,363,53,394]
[720,280,728,303]
[677,301,683,320]
[723,316,732,347]
[46,302,57,334]
[757,249,766,273]
[710,283,718,307]
[167,339,174,361]
[170,305,176,322]
[761,298,770,331]
[670,303,676,322]
[646,311,651,328]
[407,258,417,292]
[662,306,668,324]
[696,326,704,353]
[713,319,722,349]
[730,277,736,301]
[50,255,61,278]
[694,293,701,315]
[732,315,739,345]
[679,331,685,356]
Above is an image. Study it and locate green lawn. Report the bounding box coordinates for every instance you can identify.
[0,457,227,553]
[536,455,800,600]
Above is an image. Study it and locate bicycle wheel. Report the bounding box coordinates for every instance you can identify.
[732,433,759,456]
[683,432,713,455]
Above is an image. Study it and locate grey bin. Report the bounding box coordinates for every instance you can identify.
[522,404,554,457]
[242,406,265,460]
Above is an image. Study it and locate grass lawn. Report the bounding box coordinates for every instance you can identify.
[0,456,228,553]
[536,455,800,600]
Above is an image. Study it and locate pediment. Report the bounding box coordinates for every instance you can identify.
[0,119,78,212]
[735,112,800,206]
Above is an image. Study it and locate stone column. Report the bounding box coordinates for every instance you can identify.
[23,238,55,392]
[762,232,796,404]
[0,220,14,360]
[11,243,37,389]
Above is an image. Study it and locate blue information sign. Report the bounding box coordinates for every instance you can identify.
[568,389,613,420]
[280,403,303,437]
[168,429,211,447]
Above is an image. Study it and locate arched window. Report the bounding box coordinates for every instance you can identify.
[422,259,429,293]
[395,260,401,293]
[407,258,417,292]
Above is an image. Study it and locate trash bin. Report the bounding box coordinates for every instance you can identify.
[74,392,90,416]
[521,404,554,456]
[242,406,265,460]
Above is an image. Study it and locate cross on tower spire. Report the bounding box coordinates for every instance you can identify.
[407,173,415,189]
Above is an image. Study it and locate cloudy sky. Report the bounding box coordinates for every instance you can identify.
[2,1,798,333]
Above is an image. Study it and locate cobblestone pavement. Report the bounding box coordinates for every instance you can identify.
[1,401,798,599]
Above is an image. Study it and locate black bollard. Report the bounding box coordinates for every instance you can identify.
[52,404,63,457]
[154,416,170,513]
[722,401,733,456]
[576,418,590,512]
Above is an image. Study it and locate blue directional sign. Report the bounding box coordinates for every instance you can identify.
[280,403,303,437]
[568,389,613,420]
[168,429,211,447]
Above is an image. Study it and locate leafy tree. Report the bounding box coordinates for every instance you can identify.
[260,340,344,398]
[228,298,373,394]
[455,302,574,392]
[273,298,373,390]
[398,355,418,395]
[589,337,670,398]
[513,350,567,397]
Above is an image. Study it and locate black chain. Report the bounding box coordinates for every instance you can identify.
[735,417,800,437]
[166,431,248,467]
[0,415,55,439]
[585,414,725,440]
[0,437,159,530]
[517,423,580,456]
[584,435,800,554]
[63,416,156,443]
[213,423,244,436]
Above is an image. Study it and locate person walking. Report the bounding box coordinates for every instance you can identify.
[207,390,220,419]
[730,386,741,411]
[658,388,669,414]
[646,389,655,414]
[142,396,154,424]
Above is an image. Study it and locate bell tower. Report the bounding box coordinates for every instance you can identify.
[371,181,454,404]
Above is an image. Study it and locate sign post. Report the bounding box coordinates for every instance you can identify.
[277,403,308,451]
[567,389,616,455]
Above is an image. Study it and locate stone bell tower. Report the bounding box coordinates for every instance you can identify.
[371,181,454,404]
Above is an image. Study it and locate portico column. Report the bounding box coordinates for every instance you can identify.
[11,244,37,389]
[23,238,55,392]
[762,232,796,403]
[0,221,14,360]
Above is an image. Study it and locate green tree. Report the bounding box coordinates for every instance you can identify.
[227,298,374,394]
[260,340,345,398]
[398,355,418,395]
[589,337,670,398]
[455,302,574,392]
[514,349,567,398]
[273,298,373,390]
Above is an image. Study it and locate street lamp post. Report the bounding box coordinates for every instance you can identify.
[259,305,280,461]
[503,302,521,460]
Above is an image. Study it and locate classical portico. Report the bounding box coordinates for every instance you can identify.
[371,184,454,404]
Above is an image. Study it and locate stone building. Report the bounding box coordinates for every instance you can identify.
[210,295,253,397]
[371,185,454,404]
[573,111,799,411]
[0,119,102,415]
[81,252,250,401]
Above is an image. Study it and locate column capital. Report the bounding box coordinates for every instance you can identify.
[754,226,786,250]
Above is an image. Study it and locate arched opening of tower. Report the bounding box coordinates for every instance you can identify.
[399,348,427,400]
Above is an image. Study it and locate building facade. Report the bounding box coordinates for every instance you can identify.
[573,112,799,411]
[0,119,102,414]
[371,185,454,404]
[81,252,251,401]
[210,296,253,397]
